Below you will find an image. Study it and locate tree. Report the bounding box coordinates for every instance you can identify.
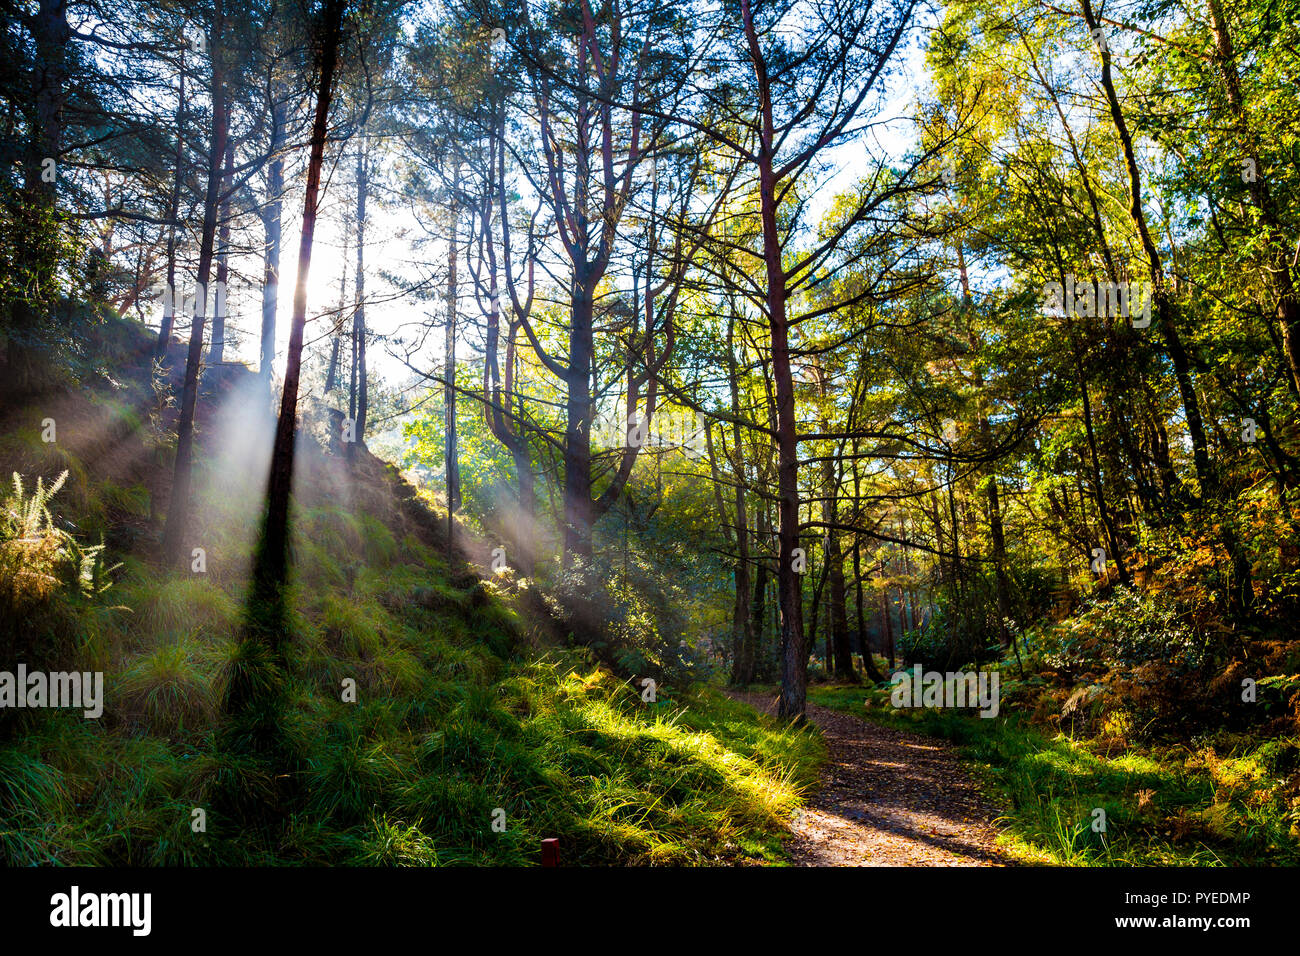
[160,0,232,569]
[689,0,929,719]
[249,0,347,604]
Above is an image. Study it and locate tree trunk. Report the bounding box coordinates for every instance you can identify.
[8,0,70,394]
[750,548,768,682]
[828,530,854,680]
[879,574,896,672]
[249,0,346,604]
[1081,0,1213,497]
[26,0,68,201]
[326,203,348,398]
[1079,0,1255,610]
[325,335,341,396]
[355,143,369,443]
[348,141,368,461]
[727,316,754,685]
[959,247,1018,648]
[1206,0,1300,395]
[752,80,804,719]
[562,277,596,564]
[513,438,536,575]
[481,100,537,576]
[443,179,459,538]
[156,46,185,360]
[259,91,286,386]
[806,536,826,670]
[207,129,234,365]
[161,0,229,569]
[853,456,883,681]
[1074,329,1131,586]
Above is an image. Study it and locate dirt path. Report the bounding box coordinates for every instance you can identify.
[732,691,1010,866]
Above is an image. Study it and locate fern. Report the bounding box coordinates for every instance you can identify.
[3,470,66,538]
[0,471,117,606]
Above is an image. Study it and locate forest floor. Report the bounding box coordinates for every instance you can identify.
[0,322,829,866]
[730,691,1010,866]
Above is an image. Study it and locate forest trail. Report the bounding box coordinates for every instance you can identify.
[730,692,1011,866]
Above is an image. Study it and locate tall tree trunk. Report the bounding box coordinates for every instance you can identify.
[504,329,536,575]
[513,440,536,574]
[324,337,341,397]
[741,0,804,719]
[156,47,185,360]
[750,546,769,682]
[879,572,896,672]
[562,277,596,564]
[207,129,234,365]
[354,142,369,445]
[25,0,67,202]
[1081,0,1213,497]
[852,459,884,681]
[482,100,537,576]
[1085,0,1253,611]
[249,0,346,603]
[1203,0,1264,614]
[345,141,367,462]
[259,91,286,386]
[904,522,919,635]
[807,535,826,671]
[959,247,1019,648]
[8,0,69,394]
[161,0,229,569]
[727,315,754,684]
[327,204,348,399]
[346,281,356,439]
[1205,0,1300,395]
[1068,314,1132,587]
[444,179,459,539]
[704,419,743,677]
[828,528,854,680]
[821,447,854,680]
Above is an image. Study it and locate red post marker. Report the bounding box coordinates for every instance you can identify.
[541,838,559,867]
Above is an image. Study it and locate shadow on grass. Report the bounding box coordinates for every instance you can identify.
[214,520,302,831]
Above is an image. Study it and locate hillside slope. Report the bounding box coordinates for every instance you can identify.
[0,316,822,866]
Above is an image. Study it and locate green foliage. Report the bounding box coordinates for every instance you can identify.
[116,640,218,738]
[548,554,717,686]
[0,471,114,609]
[1024,586,1209,674]
[0,474,820,867]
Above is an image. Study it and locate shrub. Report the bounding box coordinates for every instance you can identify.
[548,554,706,685]
[0,471,114,614]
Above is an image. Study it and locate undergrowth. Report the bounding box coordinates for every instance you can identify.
[0,388,822,865]
[798,678,1300,866]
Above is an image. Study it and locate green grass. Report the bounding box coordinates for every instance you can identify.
[0,358,821,867]
[787,679,1300,866]
[2,482,823,865]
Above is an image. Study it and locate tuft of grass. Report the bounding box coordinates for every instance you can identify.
[358,514,398,567]
[115,572,241,647]
[116,639,217,738]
